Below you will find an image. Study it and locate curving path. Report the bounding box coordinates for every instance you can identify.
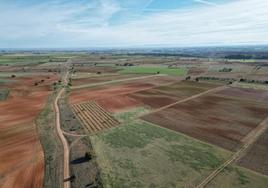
[54,63,70,188]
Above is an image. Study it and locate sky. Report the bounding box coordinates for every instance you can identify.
[0,0,268,48]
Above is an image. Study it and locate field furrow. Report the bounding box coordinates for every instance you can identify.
[72,101,119,134]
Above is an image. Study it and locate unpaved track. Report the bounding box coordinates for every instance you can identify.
[71,74,164,89]
[196,116,268,188]
[54,63,70,188]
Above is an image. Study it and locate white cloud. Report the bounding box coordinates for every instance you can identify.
[193,0,217,6]
[0,0,268,47]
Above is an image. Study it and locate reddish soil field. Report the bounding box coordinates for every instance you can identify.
[129,89,177,108]
[142,88,268,152]
[216,87,268,102]
[73,66,121,73]
[97,95,142,112]
[137,75,182,85]
[129,81,223,109]
[0,73,58,188]
[69,82,154,104]
[69,76,183,105]
[237,129,268,175]
[72,74,144,86]
[154,81,223,98]
[187,66,207,76]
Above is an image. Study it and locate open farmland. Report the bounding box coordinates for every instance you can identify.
[72,101,119,134]
[206,165,268,188]
[69,75,181,104]
[91,120,231,187]
[1,50,268,188]
[0,72,59,188]
[142,87,268,151]
[119,66,188,76]
[71,74,145,86]
[237,128,268,175]
[129,81,223,109]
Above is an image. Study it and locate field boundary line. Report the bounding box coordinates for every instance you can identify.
[195,116,268,188]
[72,78,182,105]
[70,74,164,89]
[140,85,228,118]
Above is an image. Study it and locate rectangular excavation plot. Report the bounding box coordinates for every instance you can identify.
[72,101,119,134]
[142,87,268,152]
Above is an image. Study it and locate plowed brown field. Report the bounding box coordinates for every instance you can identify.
[0,73,58,188]
[129,81,223,109]
[237,128,268,175]
[72,74,144,86]
[69,82,154,104]
[97,95,142,112]
[69,75,182,104]
[142,87,268,152]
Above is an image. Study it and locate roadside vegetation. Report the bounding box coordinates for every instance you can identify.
[36,96,63,188]
[207,165,268,188]
[91,120,231,187]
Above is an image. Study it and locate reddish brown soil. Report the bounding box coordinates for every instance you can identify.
[0,73,58,188]
[142,88,268,152]
[216,87,268,102]
[129,89,177,108]
[129,81,223,109]
[237,129,268,175]
[188,66,207,76]
[72,74,144,86]
[97,95,142,112]
[73,66,121,73]
[69,82,155,104]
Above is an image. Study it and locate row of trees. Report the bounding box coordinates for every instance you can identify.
[196,76,268,85]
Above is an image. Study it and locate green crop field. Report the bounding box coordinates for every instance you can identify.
[91,120,231,187]
[114,107,149,122]
[207,165,268,188]
[119,66,188,76]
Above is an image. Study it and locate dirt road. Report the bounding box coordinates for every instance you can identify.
[54,63,70,188]
[71,74,164,89]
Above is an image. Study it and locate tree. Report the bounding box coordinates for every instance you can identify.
[85,151,92,160]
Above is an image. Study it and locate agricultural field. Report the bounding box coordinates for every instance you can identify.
[237,128,268,176]
[119,66,188,76]
[142,87,268,151]
[1,51,268,188]
[206,165,268,188]
[72,101,119,134]
[0,70,60,188]
[91,120,231,187]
